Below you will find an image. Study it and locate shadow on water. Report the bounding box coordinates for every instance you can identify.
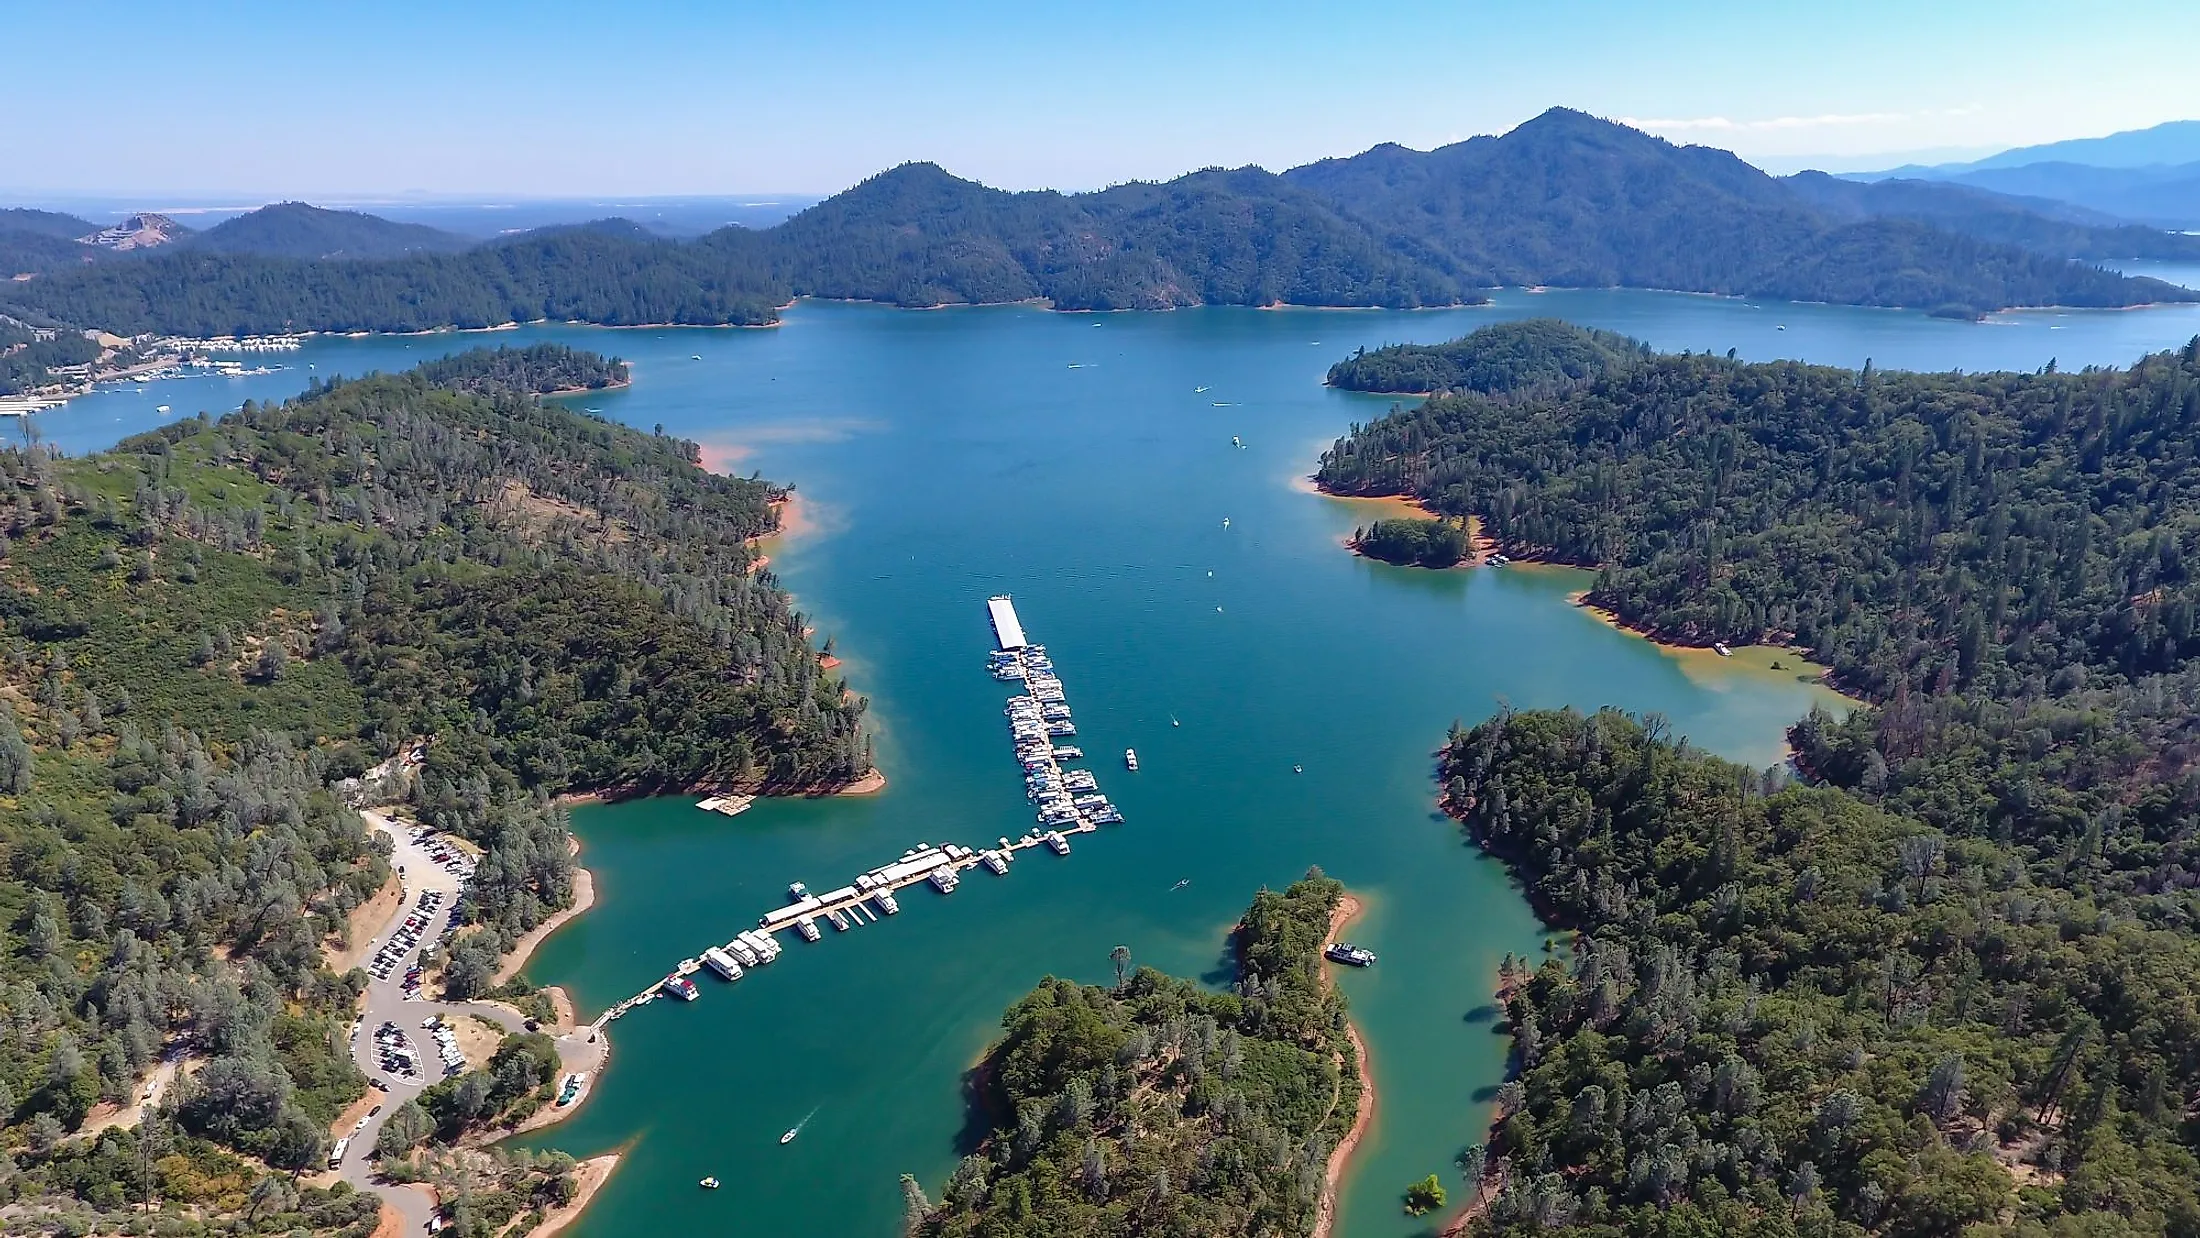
[1462,1004,1500,1024]
[1198,929,1243,990]
[950,1062,998,1159]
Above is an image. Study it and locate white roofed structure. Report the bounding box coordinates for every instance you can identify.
[987,595,1027,650]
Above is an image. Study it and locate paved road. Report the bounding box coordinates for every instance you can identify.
[336,812,605,1235]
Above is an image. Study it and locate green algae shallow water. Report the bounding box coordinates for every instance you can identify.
[46,289,2200,1237]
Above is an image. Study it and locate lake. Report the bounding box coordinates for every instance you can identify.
[39,290,2200,1236]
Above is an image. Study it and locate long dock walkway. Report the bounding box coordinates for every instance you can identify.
[593,596,1120,1027]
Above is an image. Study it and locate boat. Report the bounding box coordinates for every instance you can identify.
[156,404,171,414]
[827,907,850,931]
[874,890,900,915]
[929,867,959,893]
[795,918,821,942]
[1294,764,1303,774]
[1324,943,1377,967]
[1196,386,1210,393]
[1170,715,1180,727]
[1714,643,1733,657]
[700,1176,719,1189]
[1231,436,1241,448]
[788,881,810,900]
[1045,830,1070,855]
[1171,879,1190,891]
[696,794,753,816]
[780,1129,798,1145]
[1221,517,1230,528]
[982,851,1009,875]
[692,354,703,360]
[660,974,700,1000]
[1125,749,1139,771]
[702,947,745,980]
[1053,746,1083,760]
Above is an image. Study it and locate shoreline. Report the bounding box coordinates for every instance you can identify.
[541,375,633,398]
[1313,893,1374,1238]
[1566,590,1862,706]
[1307,477,1495,569]
[524,1153,620,1238]
[494,835,596,987]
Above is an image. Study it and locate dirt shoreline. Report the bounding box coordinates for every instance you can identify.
[494,836,595,986]
[523,1154,620,1238]
[1308,479,1494,568]
[1313,893,1374,1238]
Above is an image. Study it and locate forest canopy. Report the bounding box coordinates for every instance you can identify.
[0,347,867,1224]
[912,872,1358,1238]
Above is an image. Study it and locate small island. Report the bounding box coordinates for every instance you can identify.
[1352,515,1471,568]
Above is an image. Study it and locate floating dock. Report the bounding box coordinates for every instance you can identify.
[592,597,1119,1028]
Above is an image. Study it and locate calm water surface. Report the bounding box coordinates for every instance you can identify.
[42,292,2200,1236]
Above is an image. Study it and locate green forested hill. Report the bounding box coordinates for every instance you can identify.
[1781,171,2200,262]
[184,202,472,260]
[0,229,791,336]
[7,110,2195,336]
[913,873,1358,1238]
[1443,707,2200,1237]
[0,347,866,1223]
[1318,337,2200,701]
[1326,319,1644,394]
[741,162,1467,311]
[1324,326,2200,1231]
[1283,108,2194,317]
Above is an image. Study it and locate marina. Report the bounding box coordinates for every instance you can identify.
[590,596,1125,1025]
[211,302,2166,1238]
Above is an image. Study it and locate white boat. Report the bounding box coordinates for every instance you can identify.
[929,867,959,893]
[1045,831,1070,855]
[1125,749,1139,771]
[873,890,900,915]
[982,851,1009,875]
[1714,643,1733,657]
[795,918,821,942]
[660,975,699,1001]
[702,947,745,980]
[788,881,810,900]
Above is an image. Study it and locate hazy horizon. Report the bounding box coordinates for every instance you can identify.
[9,0,2197,200]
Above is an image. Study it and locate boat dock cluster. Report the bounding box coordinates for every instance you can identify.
[593,595,1124,1026]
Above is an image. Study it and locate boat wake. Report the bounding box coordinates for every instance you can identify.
[780,1107,818,1145]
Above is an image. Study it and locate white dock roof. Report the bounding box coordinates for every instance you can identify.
[987,595,1027,650]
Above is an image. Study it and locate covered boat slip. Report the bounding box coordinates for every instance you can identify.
[987,595,1027,650]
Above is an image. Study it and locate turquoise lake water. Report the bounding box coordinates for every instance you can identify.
[39,290,2200,1236]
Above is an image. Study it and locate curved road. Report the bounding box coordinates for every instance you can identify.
[337,812,605,1234]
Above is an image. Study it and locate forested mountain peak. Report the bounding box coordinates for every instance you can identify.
[1281,109,2192,315]
[188,202,473,260]
[5,109,2195,334]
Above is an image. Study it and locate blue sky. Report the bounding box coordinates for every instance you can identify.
[8,0,2197,198]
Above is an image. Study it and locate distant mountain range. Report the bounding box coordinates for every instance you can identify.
[3,108,2192,337]
[1852,118,2200,231]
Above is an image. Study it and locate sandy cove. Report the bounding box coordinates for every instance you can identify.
[1302,478,1495,568]
[524,1154,620,1238]
[1313,893,1375,1238]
